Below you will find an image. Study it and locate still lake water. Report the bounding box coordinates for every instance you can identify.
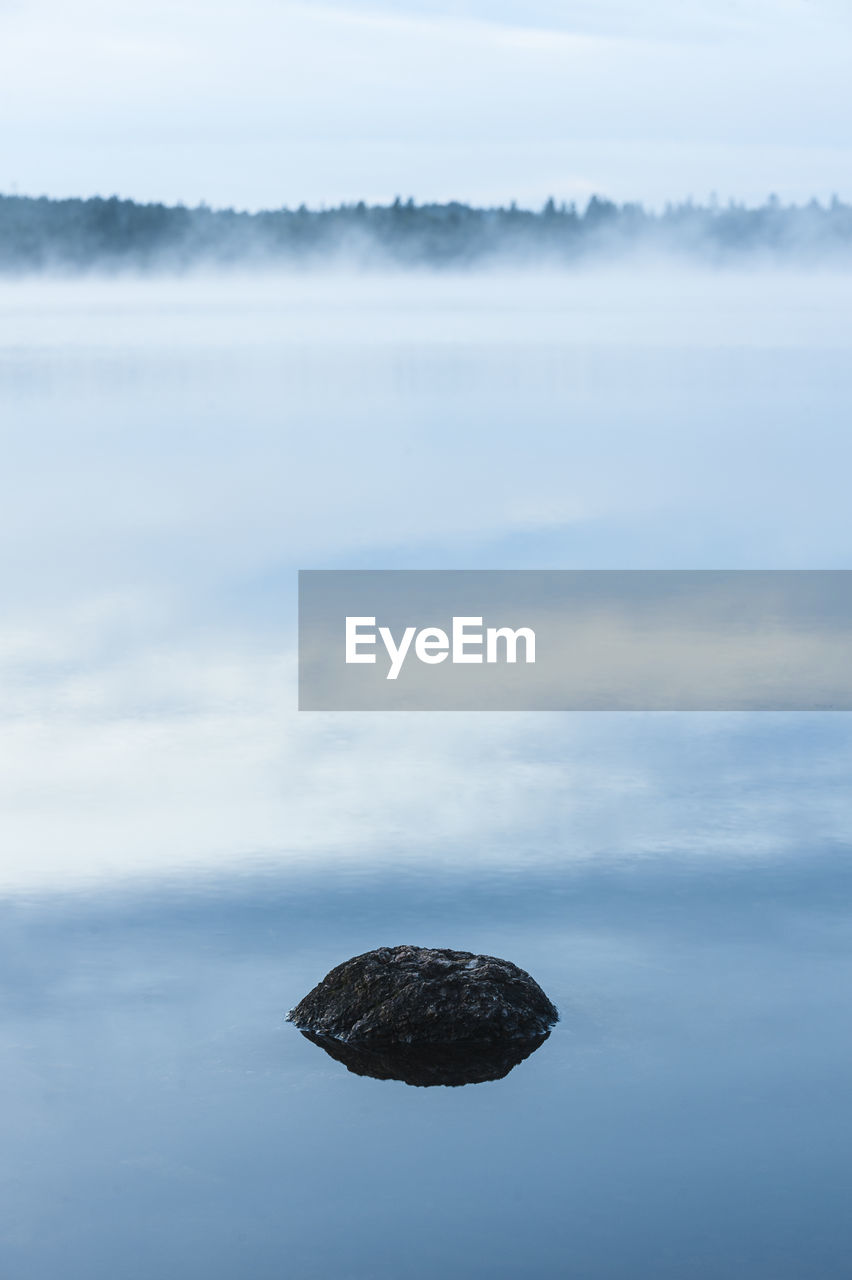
[4,857,852,1279]
[2,268,852,1277]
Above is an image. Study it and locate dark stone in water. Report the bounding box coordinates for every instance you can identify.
[296,1026,551,1087]
[287,945,558,1064]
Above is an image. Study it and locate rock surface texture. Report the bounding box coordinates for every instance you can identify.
[287,945,559,1047]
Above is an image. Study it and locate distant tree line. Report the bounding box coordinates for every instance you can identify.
[1,192,851,271]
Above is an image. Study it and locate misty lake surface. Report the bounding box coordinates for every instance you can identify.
[2,268,852,1277]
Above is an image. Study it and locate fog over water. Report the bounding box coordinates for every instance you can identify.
[5,0,852,1269]
[3,266,852,1278]
[2,268,851,892]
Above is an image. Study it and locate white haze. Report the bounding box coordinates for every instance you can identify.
[2,267,852,892]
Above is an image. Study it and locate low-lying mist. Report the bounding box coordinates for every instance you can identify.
[3,192,852,274]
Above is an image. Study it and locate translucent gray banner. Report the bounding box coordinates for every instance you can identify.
[298,571,852,710]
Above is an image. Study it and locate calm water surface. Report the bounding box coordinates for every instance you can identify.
[2,270,852,1276]
[2,857,852,1279]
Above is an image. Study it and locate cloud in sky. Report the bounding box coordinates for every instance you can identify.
[1,0,851,207]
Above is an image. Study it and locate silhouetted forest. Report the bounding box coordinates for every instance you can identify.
[2,192,851,271]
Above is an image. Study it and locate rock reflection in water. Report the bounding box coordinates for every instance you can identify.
[298,1028,551,1087]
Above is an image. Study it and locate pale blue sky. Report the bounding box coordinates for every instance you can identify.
[1,0,850,208]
